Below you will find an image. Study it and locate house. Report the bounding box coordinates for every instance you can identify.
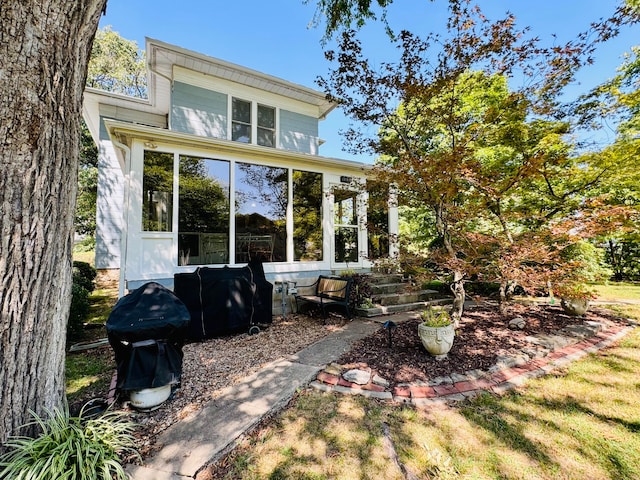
[83,38,398,301]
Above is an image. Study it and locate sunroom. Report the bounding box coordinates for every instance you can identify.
[83,38,398,300]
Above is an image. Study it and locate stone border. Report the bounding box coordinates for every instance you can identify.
[310,322,634,407]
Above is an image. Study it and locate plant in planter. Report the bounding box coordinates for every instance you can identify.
[418,306,455,357]
[0,404,138,480]
[553,282,596,316]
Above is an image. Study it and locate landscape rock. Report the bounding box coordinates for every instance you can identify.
[509,316,526,329]
[342,368,371,385]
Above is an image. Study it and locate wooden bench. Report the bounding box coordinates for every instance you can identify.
[294,275,353,320]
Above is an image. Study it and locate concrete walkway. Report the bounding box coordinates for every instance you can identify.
[126,316,387,480]
[127,310,636,479]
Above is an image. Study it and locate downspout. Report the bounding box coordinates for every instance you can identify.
[111,139,131,299]
[148,47,174,90]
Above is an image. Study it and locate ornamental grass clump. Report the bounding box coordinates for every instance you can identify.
[0,404,138,480]
[420,305,453,328]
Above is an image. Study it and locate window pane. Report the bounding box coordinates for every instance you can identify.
[232,98,251,123]
[232,98,251,143]
[333,188,357,225]
[257,105,275,147]
[178,155,230,265]
[367,180,390,260]
[257,127,275,147]
[232,123,251,143]
[257,104,275,128]
[293,170,323,261]
[142,151,173,232]
[335,227,358,263]
[235,162,287,263]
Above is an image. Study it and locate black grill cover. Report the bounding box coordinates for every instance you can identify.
[107,282,190,391]
[174,261,273,340]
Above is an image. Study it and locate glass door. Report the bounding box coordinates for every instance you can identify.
[332,187,361,268]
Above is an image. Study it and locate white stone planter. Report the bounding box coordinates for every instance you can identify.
[418,322,455,357]
[560,298,590,316]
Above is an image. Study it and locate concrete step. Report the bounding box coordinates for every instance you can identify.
[355,298,452,317]
[374,289,441,306]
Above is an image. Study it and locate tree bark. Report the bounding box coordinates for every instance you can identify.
[0,0,106,445]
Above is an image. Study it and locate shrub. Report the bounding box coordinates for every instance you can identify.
[73,260,96,293]
[0,405,138,480]
[341,272,373,311]
[561,240,612,283]
[68,283,90,341]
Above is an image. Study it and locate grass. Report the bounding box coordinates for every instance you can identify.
[213,292,640,480]
[592,282,640,302]
[592,282,640,324]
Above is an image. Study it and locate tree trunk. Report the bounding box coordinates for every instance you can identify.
[449,270,465,329]
[0,0,106,445]
[498,280,508,315]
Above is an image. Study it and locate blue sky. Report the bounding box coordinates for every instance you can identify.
[99,0,638,163]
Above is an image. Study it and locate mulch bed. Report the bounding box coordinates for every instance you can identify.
[336,301,624,388]
[70,299,628,464]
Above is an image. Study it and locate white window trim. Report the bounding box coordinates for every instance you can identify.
[228,96,278,148]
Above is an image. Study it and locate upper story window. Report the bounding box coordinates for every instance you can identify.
[231,97,276,147]
[232,98,251,143]
[257,104,275,147]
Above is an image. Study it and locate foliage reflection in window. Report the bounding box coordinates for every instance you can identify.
[333,188,359,263]
[235,162,287,263]
[142,150,173,232]
[178,156,230,265]
[293,170,323,261]
[367,180,389,260]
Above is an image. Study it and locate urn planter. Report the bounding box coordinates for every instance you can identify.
[560,298,590,316]
[418,322,455,357]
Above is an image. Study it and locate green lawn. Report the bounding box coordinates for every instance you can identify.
[211,288,640,480]
[592,282,640,301]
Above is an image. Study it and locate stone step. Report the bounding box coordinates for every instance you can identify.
[370,282,407,295]
[364,273,404,285]
[355,298,452,317]
[374,289,441,306]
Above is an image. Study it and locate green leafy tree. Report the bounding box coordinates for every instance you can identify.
[86,26,147,97]
[76,28,148,241]
[574,45,640,279]
[75,123,99,238]
[319,0,630,322]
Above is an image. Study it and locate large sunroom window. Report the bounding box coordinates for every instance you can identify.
[293,170,323,261]
[142,151,173,232]
[177,155,230,265]
[235,162,287,263]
